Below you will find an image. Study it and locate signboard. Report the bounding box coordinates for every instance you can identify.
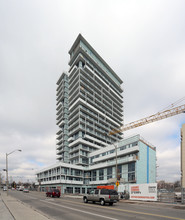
[118,184,126,193]
[129,183,157,201]
[108,178,117,183]
[97,185,114,190]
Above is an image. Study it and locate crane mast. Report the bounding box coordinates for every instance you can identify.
[109,104,185,135]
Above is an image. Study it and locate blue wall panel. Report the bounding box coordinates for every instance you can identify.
[136,141,156,184]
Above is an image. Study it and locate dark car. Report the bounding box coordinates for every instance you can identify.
[46,189,60,198]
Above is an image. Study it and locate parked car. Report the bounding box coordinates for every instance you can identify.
[46,189,60,198]
[17,186,24,191]
[23,188,29,193]
[83,188,119,206]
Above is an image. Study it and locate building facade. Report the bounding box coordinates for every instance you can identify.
[36,34,156,193]
[57,34,123,165]
[56,73,69,163]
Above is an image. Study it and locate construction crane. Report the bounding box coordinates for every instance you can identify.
[109,103,185,136]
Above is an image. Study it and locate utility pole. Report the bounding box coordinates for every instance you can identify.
[113,142,119,191]
[6,153,8,195]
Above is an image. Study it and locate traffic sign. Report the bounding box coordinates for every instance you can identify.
[116,181,119,187]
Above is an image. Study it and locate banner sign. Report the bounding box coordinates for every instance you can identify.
[129,183,157,201]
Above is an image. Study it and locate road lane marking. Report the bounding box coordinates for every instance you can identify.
[41,199,119,220]
[59,199,185,220]
[23,195,38,200]
[18,193,40,200]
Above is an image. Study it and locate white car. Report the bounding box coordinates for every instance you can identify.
[175,192,181,201]
[3,186,7,191]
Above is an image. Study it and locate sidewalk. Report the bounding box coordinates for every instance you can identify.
[120,198,185,208]
[0,191,51,220]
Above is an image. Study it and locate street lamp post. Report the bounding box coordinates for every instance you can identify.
[106,133,120,190]
[5,149,22,195]
[113,143,118,190]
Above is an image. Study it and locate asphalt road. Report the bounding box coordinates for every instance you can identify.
[9,190,185,220]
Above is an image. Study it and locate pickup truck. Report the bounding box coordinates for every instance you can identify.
[83,188,119,206]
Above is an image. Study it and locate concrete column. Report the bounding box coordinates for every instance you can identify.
[97,170,99,181]
[104,168,107,180]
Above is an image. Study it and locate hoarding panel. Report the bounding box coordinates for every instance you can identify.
[129,183,157,201]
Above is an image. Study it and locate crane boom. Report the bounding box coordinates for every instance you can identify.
[109,104,185,135]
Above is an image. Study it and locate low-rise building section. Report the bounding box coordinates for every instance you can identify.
[36,135,156,193]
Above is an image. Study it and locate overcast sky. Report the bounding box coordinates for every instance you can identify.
[0,0,185,183]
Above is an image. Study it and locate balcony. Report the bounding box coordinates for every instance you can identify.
[68,137,101,149]
[89,180,109,185]
[93,146,139,163]
[68,64,78,77]
[36,179,83,185]
[68,137,74,143]
[69,147,79,153]
[89,156,137,170]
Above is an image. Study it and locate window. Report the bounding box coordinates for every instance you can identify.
[82,158,88,164]
[95,189,99,194]
[90,190,94,194]
[57,168,60,173]
[100,189,109,195]
[117,165,122,180]
[64,168,68,175]
[82,145,87,149]
[110,149,115,154]
[99,169,104,180]
[71,169,73,175]
[75,187,80,193]
[128,162,135,181]
[90,156,94,164]
[74,132,79,139]
[132,142,138,147]
[92,170,96,181]
[128,173,135,181]
[128,163,135,172]
[66,187,73,193]
[75,170,81,176]
[109,190,118,195]
[107,167,112,179]
[120,145,126,151]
